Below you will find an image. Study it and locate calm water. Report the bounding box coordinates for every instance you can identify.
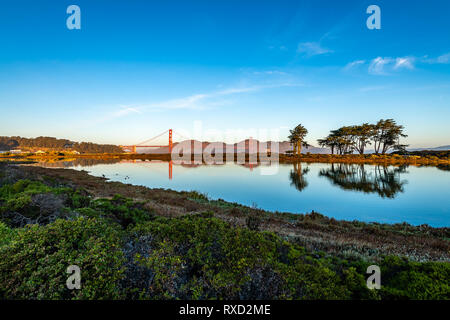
[34,160,450,227]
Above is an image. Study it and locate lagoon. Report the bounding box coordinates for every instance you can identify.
[33,160,450,227]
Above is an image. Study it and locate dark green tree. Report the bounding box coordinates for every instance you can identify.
[352,123,376,154]
[288,124,309,156]
[372,119,408,154]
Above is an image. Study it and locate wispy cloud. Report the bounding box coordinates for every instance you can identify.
[344,60,366,70]
[424,52,450,64]
[252,70,288,76]
[365,56,415,75]
[216,87,258,95]
[111,82,304,117]
[79,106,142,129]
[368,57,394,75]
[394,57,415,70]
[349,53,449,75]
[359,85,387,92]
[268,45,288,51]
[297,42,332,57]
[111,107,141,118]
[149,94,209,111]
[437,53,450,64]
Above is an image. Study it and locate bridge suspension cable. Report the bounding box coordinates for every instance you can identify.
[135,129,169,146]
[172,130,189,142]
[121,129,175,154]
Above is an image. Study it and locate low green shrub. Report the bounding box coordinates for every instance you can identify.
[0,180,69,225]
[89,194,154,227]
[0,178,448,300]
[0,179,53,198]
[127,215,366,299]
[0,217,125,299]
[245,214,263,231]
[184,191,209,202]
[378,256,450,299]
[0,222,16,247]
[66,189,91,208]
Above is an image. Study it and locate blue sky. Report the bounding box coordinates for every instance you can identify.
[0,0,449,147]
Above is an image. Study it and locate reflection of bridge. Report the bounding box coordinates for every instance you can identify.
[120,129,176,154]
[118,159,260,181]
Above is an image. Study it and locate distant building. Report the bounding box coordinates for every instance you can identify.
[10,149,22,154]
[35,150,45,154]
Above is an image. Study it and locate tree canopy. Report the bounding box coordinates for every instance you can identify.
[288,124,309,156]
[0,136,123,154]
[317,119,408,155]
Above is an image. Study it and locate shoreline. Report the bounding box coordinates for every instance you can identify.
[1,151,450,168]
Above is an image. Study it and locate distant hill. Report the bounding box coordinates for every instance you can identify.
[139,139,330,154]
[407,145,450,151]
[138,140,450,155]
[0,136,123,154]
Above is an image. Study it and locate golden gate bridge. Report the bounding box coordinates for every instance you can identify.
[119,129,260,180]
[119,129,188,180]
[120,129,175,154]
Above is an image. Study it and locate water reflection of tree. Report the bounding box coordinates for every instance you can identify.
[289,162,310,192]
[437,164,450,172]
[318,163,408,198]
[33,158,122,168]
